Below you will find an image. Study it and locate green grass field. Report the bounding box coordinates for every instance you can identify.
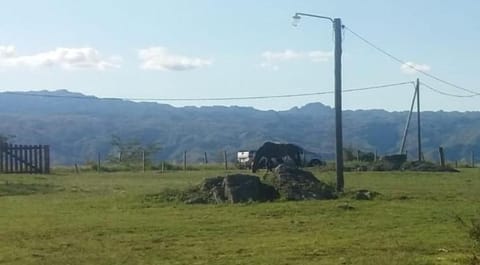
[0,168,479,265]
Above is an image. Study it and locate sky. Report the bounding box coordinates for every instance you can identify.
[0,0,479,111]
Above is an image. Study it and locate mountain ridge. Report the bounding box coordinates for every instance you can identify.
[0,90,478,165]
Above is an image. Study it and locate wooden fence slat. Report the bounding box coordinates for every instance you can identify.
[29,146,33,173]
[0,144,4,173]
[4,144,8,173]
[44,145,50,174]
[9,144,13,173]
[0,144,50,174]
[19,145,24,173]
[39,145,44,174]
[23,147,28,173]
[34,146,39,173]
[14,144,19,172]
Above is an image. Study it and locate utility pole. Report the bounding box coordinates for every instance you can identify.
[416,78,422,161]
[334,18,344,192]
[292,13,344,191]
[400,85,417,154]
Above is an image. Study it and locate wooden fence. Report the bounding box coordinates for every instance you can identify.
[0,144,50,174]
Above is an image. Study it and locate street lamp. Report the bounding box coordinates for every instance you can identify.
[292,12,344,192]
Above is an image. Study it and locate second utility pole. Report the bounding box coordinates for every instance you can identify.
[416,78,422,161]
[334,18,344,192]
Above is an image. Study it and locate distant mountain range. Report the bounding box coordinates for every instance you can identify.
[0,90,479,165]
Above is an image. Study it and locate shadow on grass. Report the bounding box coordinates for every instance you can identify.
[0,182,60,196]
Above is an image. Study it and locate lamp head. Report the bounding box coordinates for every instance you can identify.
[292,14,301,27]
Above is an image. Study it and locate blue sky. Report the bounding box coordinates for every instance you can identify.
[0,0,479,111]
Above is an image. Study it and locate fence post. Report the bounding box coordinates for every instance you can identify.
[142,150,145,172]
[224,151,228,170]
[97,152,101,172]
[374,149,378,162]
[74,163,79,174]
[161,161,165,173]
[438,146,445,168]
[204,152,208,164]
[472,151,476,168]
[183,151,187,171]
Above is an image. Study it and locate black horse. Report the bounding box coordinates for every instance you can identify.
[251,142,303,173]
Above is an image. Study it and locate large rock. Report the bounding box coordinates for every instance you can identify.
[267,164,336,200]
[174,167,335,204]
[200,176,226,203]
[223,174,278,203]
[195,174,279,204]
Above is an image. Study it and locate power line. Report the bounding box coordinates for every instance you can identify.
[343,25,480,96]
[343,81,413,93]
[420,81,476,98]
[0,81,413,102]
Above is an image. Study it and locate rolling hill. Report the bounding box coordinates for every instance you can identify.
[0,90,478,165]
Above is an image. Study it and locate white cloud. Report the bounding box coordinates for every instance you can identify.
[262,49,304,61]
[0,46,120,70]
[401,61,431,75]
[0,46,15,58]
[138,47,212,71]
[260,49,332,70]
[308,50,333,62]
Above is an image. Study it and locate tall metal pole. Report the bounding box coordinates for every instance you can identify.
[292,13,344,191]
[416,78,422,161]
[333,18,344,192]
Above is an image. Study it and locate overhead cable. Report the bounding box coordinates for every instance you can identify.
[343,25,480,96]
[1,81,414,102]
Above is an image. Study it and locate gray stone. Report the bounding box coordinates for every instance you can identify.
[268,164,336,200]
[223,174,262,203]
[200,176,224,192]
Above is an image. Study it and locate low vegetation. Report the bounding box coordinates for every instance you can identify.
[0,168,479,264]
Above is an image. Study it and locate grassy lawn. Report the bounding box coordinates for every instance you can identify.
[0,168,479,264]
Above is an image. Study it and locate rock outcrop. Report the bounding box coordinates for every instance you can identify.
[157,165,336,204]
[265,164,337,200]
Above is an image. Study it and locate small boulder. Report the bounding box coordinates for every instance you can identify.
[268,164,336,200]
[200,176,226,203]
[223,174,278,203]
[200,176,224,191]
